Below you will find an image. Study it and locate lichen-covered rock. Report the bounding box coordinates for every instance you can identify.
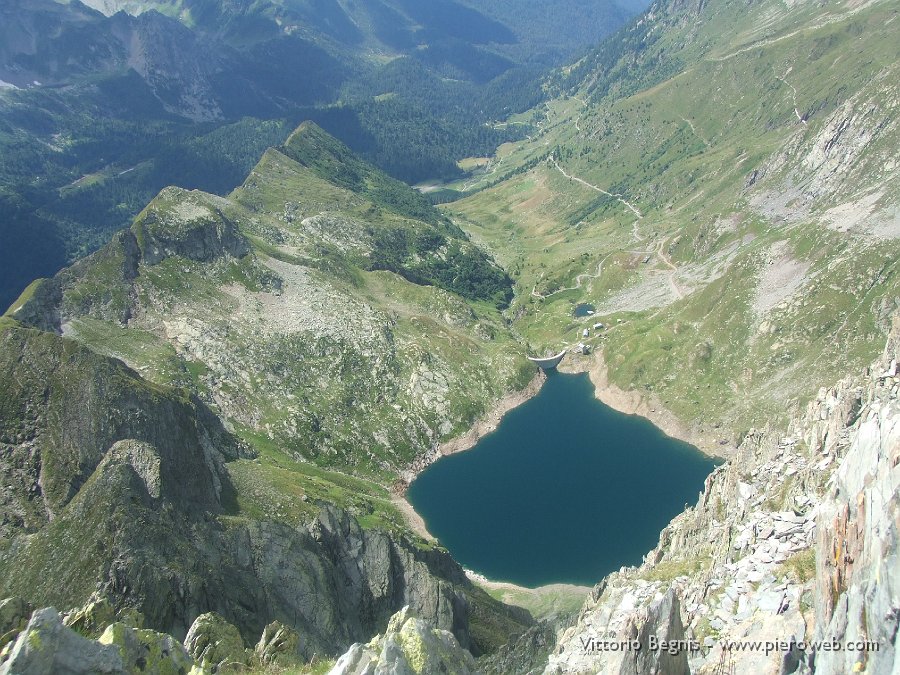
[1,607,124,674]
[328,642,379,675]
[255,621,300,664]
[184,612,248,671]
[810,375,900,674]
[329,606,476,675]
[99,622,197,674]
[0,597,32,651]
[63,593,117,638]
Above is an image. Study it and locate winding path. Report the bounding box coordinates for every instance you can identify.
[773,67,808,127]
[531,253,615,300]
[680,117,710,146]
[549,157,644,219]
[655,239,684,300]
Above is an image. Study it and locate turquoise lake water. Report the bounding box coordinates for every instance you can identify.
[407,371,719,587]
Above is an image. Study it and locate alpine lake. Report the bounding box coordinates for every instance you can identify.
[407,371,720,587]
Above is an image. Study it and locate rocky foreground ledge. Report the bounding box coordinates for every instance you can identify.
[542,317,900,675]
[0,594,303,673]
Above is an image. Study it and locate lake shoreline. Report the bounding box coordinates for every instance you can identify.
[559,349,727,460]
[392,369,546,542]
[397,369,547,488]
[464,569,590,595]
[392,352,721,593]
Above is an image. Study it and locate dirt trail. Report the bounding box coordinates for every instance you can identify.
[531,253,614,300]
[656,239,684,300]
[462,155,505,192]
[708,6,869,63]
[680,116,711,146]
[773,66,808,127]
[549,156,643,219]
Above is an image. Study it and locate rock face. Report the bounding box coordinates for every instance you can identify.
[810,361,900,674]
[546,318,900,674]
[133,188,250,266]
[478,621,561,675]
[329,606,477,675]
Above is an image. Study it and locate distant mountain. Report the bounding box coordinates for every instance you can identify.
[8,122,525,468]
[0,0,642,312]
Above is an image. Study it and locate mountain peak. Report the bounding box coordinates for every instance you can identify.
[279,121,451,229]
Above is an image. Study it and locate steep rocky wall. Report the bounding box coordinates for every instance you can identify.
[545,317,900,674]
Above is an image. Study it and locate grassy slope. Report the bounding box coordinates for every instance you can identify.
[9,125,531,500]
[446,0,900,439]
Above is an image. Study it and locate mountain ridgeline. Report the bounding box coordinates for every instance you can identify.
[0,0,644,311]
[1,0,898,671]
[8,122,527,477]
[0,320,532,661]
[0,122,536,666]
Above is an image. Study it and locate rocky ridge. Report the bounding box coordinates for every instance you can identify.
[0,322,531,665]
[544,317,900,674]
[9,124,529,478]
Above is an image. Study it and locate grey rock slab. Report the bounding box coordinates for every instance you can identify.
[1,608,124,675]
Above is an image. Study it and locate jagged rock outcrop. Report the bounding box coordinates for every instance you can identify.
[98,622,197,674]
[546,318,900,674]
[10,188,252,334]
[184,612,248,671]
[309,505,473,650]
[810,360,900,674]
[255,621,300,665]
[133,189,250,265]
[0,323,525,662]
[329,606,477,675]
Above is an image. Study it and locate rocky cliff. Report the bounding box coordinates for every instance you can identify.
[544,318,900,674]
[0,320,531,663]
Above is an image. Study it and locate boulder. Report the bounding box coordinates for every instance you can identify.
[98,622,197,674]
[184,612,248,671]
[1,607,123,674]
[329,606,476,675]
[255,621,300,665]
